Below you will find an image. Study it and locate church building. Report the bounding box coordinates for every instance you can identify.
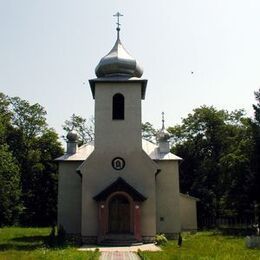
[56,16,198,245]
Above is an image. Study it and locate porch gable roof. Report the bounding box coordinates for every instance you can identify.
[93,177,147,202]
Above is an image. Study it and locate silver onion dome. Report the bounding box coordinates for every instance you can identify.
[95,32,143,78]
[157,128,171,142]
[157,112,171,142]
[66,130,78,142]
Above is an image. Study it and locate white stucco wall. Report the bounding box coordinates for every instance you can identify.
[80,150,158,237]
[57,161,82,234]
[180,194,198,231]
[155,160,181,235]
[94,82,142,152]
[80,81,158,239]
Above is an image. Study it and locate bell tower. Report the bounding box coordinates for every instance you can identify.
[81,14,158,243]
[89,13,147,153]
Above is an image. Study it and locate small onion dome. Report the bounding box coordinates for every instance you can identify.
[95,37,143,78]
[66,130,78,142]
[157,128,171,142]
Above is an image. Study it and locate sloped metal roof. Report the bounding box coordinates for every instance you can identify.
[180,193,200,202]
[55,141,94,161]
[142,139,182,160]
[55,139,182,161]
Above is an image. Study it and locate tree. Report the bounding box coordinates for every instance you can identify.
[169,106,254,221]
[9,96,47,139]
[0,93,11,140]
[0,92,64,226]
[63,114,94,145]
[0,93,22,226]
[5,97,49,225]
[251,89,260,209]
[24,129,63,225]
[0,145,21,226]
[142,122,157,142]
[253,89,260,123]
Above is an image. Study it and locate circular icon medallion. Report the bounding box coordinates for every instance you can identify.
[112,157,125,171]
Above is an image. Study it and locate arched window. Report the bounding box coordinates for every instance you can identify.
[113,93,124,120]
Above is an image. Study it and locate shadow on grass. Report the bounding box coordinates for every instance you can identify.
[11,235,47,243]
[0,243,42,251]
[0,235,70,251]
[0,235,47,251]
[201,231,247,240]
[219,229,253,237]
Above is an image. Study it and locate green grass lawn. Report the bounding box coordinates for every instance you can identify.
[139,232,260,260]
[1,228,260,260]
[0,227,99,260]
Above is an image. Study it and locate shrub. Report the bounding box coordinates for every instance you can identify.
[45,225,56,247]
[57,225,67,246]
[155,233,168,245]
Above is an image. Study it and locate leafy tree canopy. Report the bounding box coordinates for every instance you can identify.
[63,114,94,145]
[169,106,254,219]
[9,96,48,139]
[0,92,63,226]
[142,122,157,142]
[250,89,260,209]
[0,145,21,226]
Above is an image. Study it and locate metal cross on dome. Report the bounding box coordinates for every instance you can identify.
[113,12,123,39]
[162,112,165,129]
[113,12,123,33]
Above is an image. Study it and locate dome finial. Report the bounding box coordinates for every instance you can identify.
[162,111,165,130]
[113,12,123,39]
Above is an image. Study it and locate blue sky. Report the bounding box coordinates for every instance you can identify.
[1,0,260,139]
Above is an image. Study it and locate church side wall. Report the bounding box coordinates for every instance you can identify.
[180,194,198,231]
[57,161,82,234]
[155,160,181,237]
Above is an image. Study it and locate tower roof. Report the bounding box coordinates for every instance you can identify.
[95,13,143,78]
[95,38,143,78]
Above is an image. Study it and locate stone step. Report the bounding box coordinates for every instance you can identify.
[99,233,143,246]
[99,239,143,246]
[104,234,136,240]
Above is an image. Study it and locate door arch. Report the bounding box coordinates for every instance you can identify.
[108,194,130,233]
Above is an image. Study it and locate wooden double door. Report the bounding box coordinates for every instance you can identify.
[108,194,130,233]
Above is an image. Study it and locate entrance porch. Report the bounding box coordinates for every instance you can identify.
[93,177,146,245]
